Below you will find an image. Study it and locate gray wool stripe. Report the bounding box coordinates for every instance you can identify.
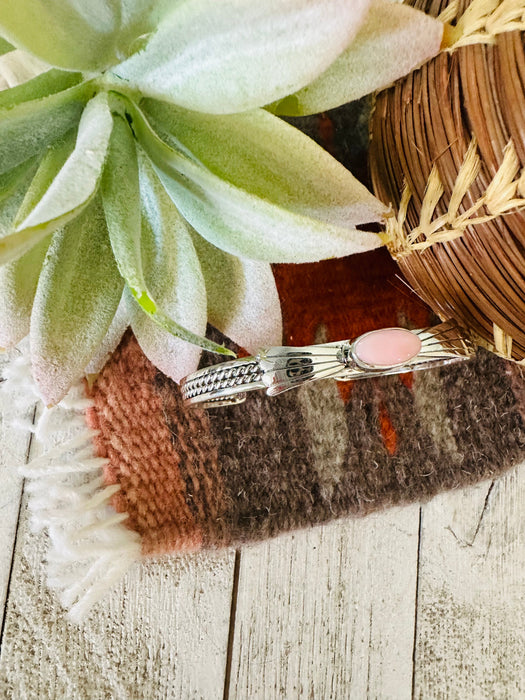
[412,368,462,467]
[296,378,350,503]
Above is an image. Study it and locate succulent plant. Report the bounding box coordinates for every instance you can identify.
[0,0,443,404]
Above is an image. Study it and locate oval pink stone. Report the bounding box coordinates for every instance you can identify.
[354,328,422,368]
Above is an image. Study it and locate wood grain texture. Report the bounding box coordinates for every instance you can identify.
[229,506,421,700]
[0,373,236,700]
[413,462,525,699]
[0,500,236,700]
[0,352,35,631]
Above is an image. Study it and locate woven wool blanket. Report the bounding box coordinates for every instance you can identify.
[86,250,525,557]
[10,104,525,619]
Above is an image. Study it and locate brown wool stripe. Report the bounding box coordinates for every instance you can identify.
[154,374,228,548]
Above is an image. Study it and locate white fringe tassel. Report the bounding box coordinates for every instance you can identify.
[2,347,142,622]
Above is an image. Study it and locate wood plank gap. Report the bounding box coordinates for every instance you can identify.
[222,548,241,700]
[410,506,423,700]
[469,480,495,547]
[0,405,36,652]
[366,605,373,699]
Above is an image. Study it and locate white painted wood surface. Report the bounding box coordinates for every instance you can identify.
[0,352,35,628]
[414,469,525,699]
[230,507,420,700]
[0,367,524,698]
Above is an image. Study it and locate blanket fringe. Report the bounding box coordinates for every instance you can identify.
[2,347,141,622]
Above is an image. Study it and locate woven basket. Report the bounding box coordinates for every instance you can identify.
[370,0,525,362]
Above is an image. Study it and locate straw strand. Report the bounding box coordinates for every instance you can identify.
[444,0,525,49]
[385,137,525,257]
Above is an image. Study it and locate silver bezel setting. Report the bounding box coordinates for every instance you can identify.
[350,326,423,371]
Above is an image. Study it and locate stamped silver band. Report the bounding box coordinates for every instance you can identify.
[180,320,475,409]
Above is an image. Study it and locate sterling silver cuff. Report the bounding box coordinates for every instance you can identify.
[180,320,475,409]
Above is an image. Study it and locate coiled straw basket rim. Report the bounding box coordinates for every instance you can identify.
[370,0,525,362]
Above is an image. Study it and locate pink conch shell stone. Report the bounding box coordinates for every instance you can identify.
[354,328,422,367]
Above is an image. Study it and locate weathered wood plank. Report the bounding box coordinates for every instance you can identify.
[0,368,235,699]
[229,506,421,700]
[0,503,236,699]
[413,462,525,699]
[0,352,35,632]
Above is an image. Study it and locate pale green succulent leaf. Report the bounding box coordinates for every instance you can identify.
[191,232,283,353]
[0,78,89,175]
[101,114,145,299]
[14,130,76,228]
[0,0,182,72]
[150,307,235,358]
[0,49,52,90]
[135,150,234,359]
[269,0,444,116]
[0,156,39,205]
[129,100,384,263]
[130,151,233,383]
[84,292,130,376]
[0,38,14,56]
[0,66,83,111]
[30,196,124,405]
[0,234,50,349]
[0,156,41,264]
[114,0,373,114]
[156,159,385,263]
[14,92,113,243]
[102,115,231,358]
[144,99,385,228]
[0,133,75,265]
